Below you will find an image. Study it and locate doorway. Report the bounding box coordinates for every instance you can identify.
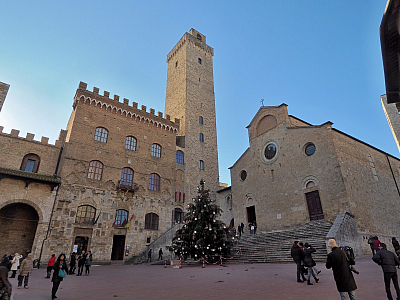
[246,206,256,225]
[73,236,89,254]
[111,235,126,260]
[305,190,324,220]
[0,203,39,257]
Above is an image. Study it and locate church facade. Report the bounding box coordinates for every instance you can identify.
[227,104,400,253]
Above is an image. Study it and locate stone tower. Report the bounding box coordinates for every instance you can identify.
[0,82,10,113]
[165,29,219,201]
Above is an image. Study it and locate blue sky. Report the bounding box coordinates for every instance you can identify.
[0,1,392,185]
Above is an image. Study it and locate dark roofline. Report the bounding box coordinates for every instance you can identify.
[229,147,250,169]
[217,186,231,193]
[332,128,400,162]
[0,167,61,190]
[288,115,313,126]
[380,0,400,104]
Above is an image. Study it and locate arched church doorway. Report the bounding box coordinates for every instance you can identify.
[0,203,39,257]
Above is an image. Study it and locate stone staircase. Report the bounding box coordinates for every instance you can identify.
[229,220,332,264]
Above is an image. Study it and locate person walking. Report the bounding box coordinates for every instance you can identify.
[158,248,163,261]
[368,235,376,256]
[0,257,10,272]
[46,254,56,278]
[237,225,242,238]
[291,241,307,283]
[373,243,400,300]
[84,253,91,276]
[10,253,22,278]
[76,250,87,276]
[69,253,76,275]
[374,236,382,253]
[392,237,400,252]
[18,253,33,289]
[147,249,152,263]
[326,239,357,300]
[51,253,69,300]
[0,266,12,300]
[303,243,319,285]
[240,222,244,234]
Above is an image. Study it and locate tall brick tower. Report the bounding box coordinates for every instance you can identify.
[165,29,219,201]
[0,82,10,113]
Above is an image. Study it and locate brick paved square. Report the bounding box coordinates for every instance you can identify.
[8,255,394,300]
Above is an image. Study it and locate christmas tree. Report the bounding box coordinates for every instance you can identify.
[171,180,234,260]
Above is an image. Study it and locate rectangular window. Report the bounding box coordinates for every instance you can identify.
[25,159,35,172]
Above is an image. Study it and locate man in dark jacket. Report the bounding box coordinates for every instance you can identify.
[373,243,400,300]
[291,241,307,282]
[326,239,357,300]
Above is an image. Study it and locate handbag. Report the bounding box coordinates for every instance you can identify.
[58,268,66,278]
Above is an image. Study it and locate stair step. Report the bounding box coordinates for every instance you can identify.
[229,220,332,264]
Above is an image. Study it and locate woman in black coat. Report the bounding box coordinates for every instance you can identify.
[303,243,319,285]
[52,253,69,300]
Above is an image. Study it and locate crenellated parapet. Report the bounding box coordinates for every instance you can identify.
[0,126,66,147]
[74,82,180,133]
[167,29,214,62]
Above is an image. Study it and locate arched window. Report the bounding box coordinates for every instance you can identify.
[149,173,160,191]
[114,209,129,227]
[125,136,137,151]
[176,150,184,164]
[94,127,108,143]
[199,160,204,170]
[151,143,161,157]
[120,167,134,188]
[199,133,204,143]
[88,160,103,180]
[174,208,184,224]
[20,153,40,173]
[199,116,203,125]
[145,213,159,230]
[76,205,96,224]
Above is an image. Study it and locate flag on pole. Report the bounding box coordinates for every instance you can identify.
[93,210,101,225]
[125,215,134,228]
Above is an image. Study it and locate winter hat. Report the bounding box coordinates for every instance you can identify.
[328,239,338,248]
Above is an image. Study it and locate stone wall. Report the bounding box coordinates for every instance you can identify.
[326,211,362,256]
[332,129,400,237]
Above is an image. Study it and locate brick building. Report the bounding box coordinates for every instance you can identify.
[0,29,220,263]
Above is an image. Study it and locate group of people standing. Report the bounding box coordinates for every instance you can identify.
[237,222,245,238]
[291,241,321,285]
[0,250,93,300]
[0,252,34,300]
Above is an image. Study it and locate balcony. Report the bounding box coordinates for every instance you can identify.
[116,180,139,193]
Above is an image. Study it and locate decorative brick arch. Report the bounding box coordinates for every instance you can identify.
[301,175,319,190]
[0,198,44,222]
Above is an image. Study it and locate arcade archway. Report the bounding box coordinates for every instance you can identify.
[0,203,39,256]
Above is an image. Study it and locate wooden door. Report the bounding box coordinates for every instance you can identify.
[305,191,324,220]
[111,235,126,260]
